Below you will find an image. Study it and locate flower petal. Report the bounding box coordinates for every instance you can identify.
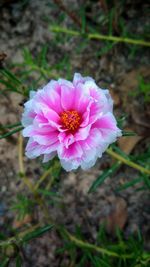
[58,142,83,160]
[93,112,122,142]
[60,84,75,110]
[43,152,57,163]
[73,73,94,86]
[58,132,75,148]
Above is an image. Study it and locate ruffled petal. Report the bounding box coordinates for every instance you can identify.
[43,152,57,163]
[73,73,94,86]
[58,142,83,160]
[60,159,80,171]
[93,112,122,143]
[58,132,75,148]
[60,83,75,110]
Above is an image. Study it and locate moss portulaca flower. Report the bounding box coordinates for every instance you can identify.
[22,73,122,171]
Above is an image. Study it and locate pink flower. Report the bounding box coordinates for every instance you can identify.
[22,73,122,171]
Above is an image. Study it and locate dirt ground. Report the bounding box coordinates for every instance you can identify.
[0,1,150,266]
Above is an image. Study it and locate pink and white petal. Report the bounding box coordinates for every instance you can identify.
[26,137,38,150]
[81,148,98,170]
[43,82,63,113]
[25,139,45,159]
[79,128,102,151]
[26,138,59,159]
[33,131,58,145]
[88,102,102,125]
[73,73,84,86]
[29,90,36,99]
[22,96,36,127]
[22,125,35,137]
[44,141,60,154]
[83,80,99,96]
[21,110,36,127]
[58,132,75,148]
[81,141,109,170]
[95,89,113,113]
[33,89,61,115]
[60,159,80,171]
[58,78,73,88]
[22,122,55,137]
[80,102,92,127]
[35,113,49,126]
[43,152,57,163]
[74,124,91,141]
[74,84,91,113]
[93,112,120,132]
[73,73,94,87]
[103,89,113,112]
[33,120,57,134]
[60,84,75,110]
[99,129,121,144]
[93,112,122,142]
[42,108,61,128]
[58,142,83,160]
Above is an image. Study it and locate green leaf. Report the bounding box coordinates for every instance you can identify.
[16,255,22,267]
[22,224,54,243]
[0,69,22,85]
[143,174,150,189]
[11,194,35,220]
[88,162,120,193]
[116,177,143,191]
[37,189,62,198]
[38,45,48,67]
[0,258,9,267]
[96,41,116,56]
[0,127,23,139]
[22,48,34,64]
[0,122,21,130]
[122,131,136,136]
[80,6,86,34]
[108,8,115,35]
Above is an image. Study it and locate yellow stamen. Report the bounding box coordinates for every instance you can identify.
[61,110,81,132]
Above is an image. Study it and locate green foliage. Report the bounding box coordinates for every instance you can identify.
[129,75,150,103]
[88,162,120,193]
[15,255,22,267]
[11,194,35,221]
[0,122,22,140]
[57,226,150,267]
[0,257,10,267]
[0,68,27,95]
[22,224,54,243]
[138,76,150,103]
[0,126,23,140]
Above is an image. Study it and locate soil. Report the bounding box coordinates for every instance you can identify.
[0,1,150,266]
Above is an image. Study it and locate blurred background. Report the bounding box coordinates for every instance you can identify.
[0,0,150,266]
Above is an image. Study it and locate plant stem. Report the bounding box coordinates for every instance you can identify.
[34,167,53,191]
[0,224,40,247]
[88,33,150,46]
[64,230,133,259]
[0,122,21,129]
[0,126,23,139]
[18,133,35,193]
[51,26,150,47]
[34,160,61,191]
[106,148,150,175]
[17,136,124,259]
[18,133,53,220]
[1,134,138,260]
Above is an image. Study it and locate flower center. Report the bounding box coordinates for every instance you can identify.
[60,110,81,132]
